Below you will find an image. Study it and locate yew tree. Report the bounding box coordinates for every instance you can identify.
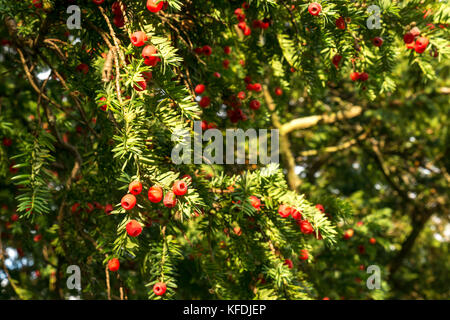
[0,0,448,300]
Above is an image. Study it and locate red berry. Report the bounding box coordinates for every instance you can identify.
[237,91,246,100]
[252,83,262,92]
[126,219,142,237]
[142,45,160,66]
[369,237,376,244]
[201,120,208,131]
[278,204,292,218]
[332,54,342,68]
[33,234,42,242]
[403,32,415,44]
[134,81,147,91]
[195,84,205,94]
[147,0,164,13]
[233,226,242,236]
[373,37,383,47]
[92,0,105,5]
[148,186,163,203]
[335,16,346,30]
[104,204,113,215]
[207,122,217,129]
[11,214,19,222]
[202,45,212,56]
[173,180,188,196]
[163,191,177,208]
[131,31,148,47]
[121,194,136,210]
[236,13,246,23]
[284,259,293,269]
[291,208,302,220]
[350,72,360,81]
[308,2,322,16]
[181,174,192,184]
[238,21,247,31]
[274,87,283,96]
[343,229,354,239]
[244,76,252,84]
[249,99,261,110]
[111,2,124,15]
[108,258,120,272]
[153,282,167,296]
[224,46,231,54]
[129,181,143,195]
[243,26,252,36]
[3,137,12,147]
[414,37,429,54]
[249,196,261,210]
[213,72,221,78]
[76,63,89,74]
[406,42,415,50]
[299,249,309,260]
[113,14,124,28]
[142,71,153,82]
[299,220,314,234]
[199,96,211,108]
[86,203,94,213]
[358,245,365,254]
[71,203,80,214]
[359,72,369,82]
[223,59,230,69]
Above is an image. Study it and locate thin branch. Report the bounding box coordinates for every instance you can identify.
[281,104,363,135]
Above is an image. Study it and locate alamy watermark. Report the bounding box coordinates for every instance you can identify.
[366,265,381,290]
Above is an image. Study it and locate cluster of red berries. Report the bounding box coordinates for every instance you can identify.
[278,204,318,236]
[403,27,429,54]
[234,6,251,36]
[350,71,369,82]
[200,120,217,130]
[194,84,212,109]
[194,45,213,56]
[278,204,302,220]
[121,179,189,214]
